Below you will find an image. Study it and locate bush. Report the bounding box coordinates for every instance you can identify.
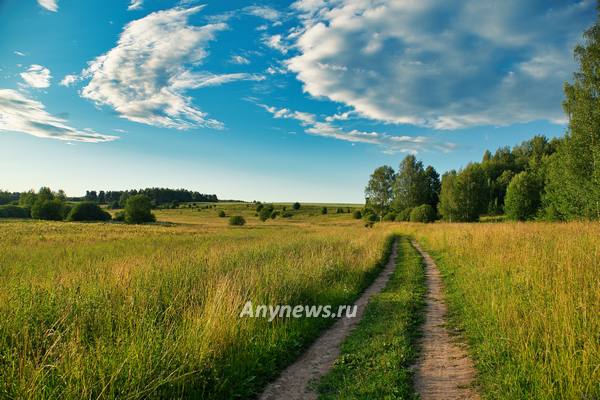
[352,210,362,219]
[382,212,396,222]
[259,204,274,221]
[270,211,280,219]
[282,212,293,218]
[0,205,30,218]
[321,207,328,215]
[292,202,301,210]
[228,215,246,226]
[336,207,344,214]
[397,208,413,222]
[114,211,126,221]
[218,210,226,218]
[31,199,65,221]
[124,195,155,224]
[256,203,264,212]
[409,204,436,223]
[363,213,378,222]
[67,202,111,222]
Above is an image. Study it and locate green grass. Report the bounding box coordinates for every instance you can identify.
[317,237,426,399]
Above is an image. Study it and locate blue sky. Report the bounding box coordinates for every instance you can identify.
[0,0,595,202]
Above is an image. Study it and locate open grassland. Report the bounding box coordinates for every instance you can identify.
[397,222,600,399]
[0,208,391,399]
[318,237,426,399]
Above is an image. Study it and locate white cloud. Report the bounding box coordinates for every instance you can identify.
[14,51,25,57]
[20,64,51,88]
[231,55,250,65]
[0,89,116,142]
[79,6,259,130]
[60,74,78,87]
[37,0,58,12]
[260,104,449,154]
[286,0,595,129]
[244,6,281,22]
[263,34,288,54]
[127,0,143,10]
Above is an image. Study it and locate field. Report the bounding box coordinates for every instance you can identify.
[1,205,599,399]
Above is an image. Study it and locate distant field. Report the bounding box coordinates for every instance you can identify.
[0,206,390,399]
[396,222,600,399]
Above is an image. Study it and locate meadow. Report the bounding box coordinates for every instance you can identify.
[1,205,599,399]
[0,204,390,399]
[396,222,600,399]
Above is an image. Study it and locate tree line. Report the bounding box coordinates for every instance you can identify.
[81,188,218,208]
[365,12,600,222]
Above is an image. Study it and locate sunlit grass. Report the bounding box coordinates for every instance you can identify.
[0,210,390,399]
[396,222,600,399]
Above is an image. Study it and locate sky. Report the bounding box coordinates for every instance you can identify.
[0,0,596,202]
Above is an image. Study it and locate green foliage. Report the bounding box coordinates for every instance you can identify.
[218,210,226,218]
[31,199,65,221]
[352,210,362,219]
[292,202,301,210]
[363,213,378,222]
[124,195,156,224]
[109,200,120,210]
[439,164,488,222]
[282,212,293,218]
[114,211,126,221]
[321,206,328,215]
[256,203,264,212]
[258,204,274,221]
[67,202,111,222]
[544,16,600,220]
[504,172,543,221]
[396,208,412,222]
[365,165,395,217]
[270,211,279,219]
[409,204,436,223]
[0,205,30,218]
[382,212,395,222]
[228,215,246,226]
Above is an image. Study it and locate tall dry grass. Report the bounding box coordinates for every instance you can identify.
[398,222,600,399]
[0,216,391,399]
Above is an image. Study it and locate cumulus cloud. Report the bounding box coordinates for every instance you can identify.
[127,0,143,10]
[20,64,52,88]
[79,6,261,130]
[285,0,595,129]
[60,74,78,87]
[0,89,116,142]
[37,0,58,12]
[263,34,288,54]
[259,104,450,154]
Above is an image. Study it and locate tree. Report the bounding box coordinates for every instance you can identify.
[544,11,600,220]
[365,165,395,219]
[504,172,542,221]
[124,195,155,224]
[321,206,328,215]
[31,199,64,220]
[259,204,274,221]
[67,202,111,221]
[292,202,301,210]
[423,166,441,209]
[392,155,428,211]
[410,204,436,223]
[98,191,106,204]
[439,164,488,222]
[397,208,413,222]
[352,210,362,219]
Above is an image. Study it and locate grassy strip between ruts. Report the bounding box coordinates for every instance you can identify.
[317,236,426,399]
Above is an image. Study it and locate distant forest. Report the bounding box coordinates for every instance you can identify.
[79,188,218,207]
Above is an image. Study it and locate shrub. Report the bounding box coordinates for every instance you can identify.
[218,210,226,218]
[31,199,64,221]
[282,212,293,218]
[270,211,280,219]
[409,204,436,223]
[364,213,378,222]
[321,207,328,215]
[228,215,246,226]
[292,202,301,210]
[0,205,30,218]
[256,203,264,212]
[336,207,344,213]
[352,210,362,219]
[67,202,111,222]
[259,204,274,221]
[114,211,126,221]
[397,208,413,222]
[124,195,156,224]
[382,212,396,222]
